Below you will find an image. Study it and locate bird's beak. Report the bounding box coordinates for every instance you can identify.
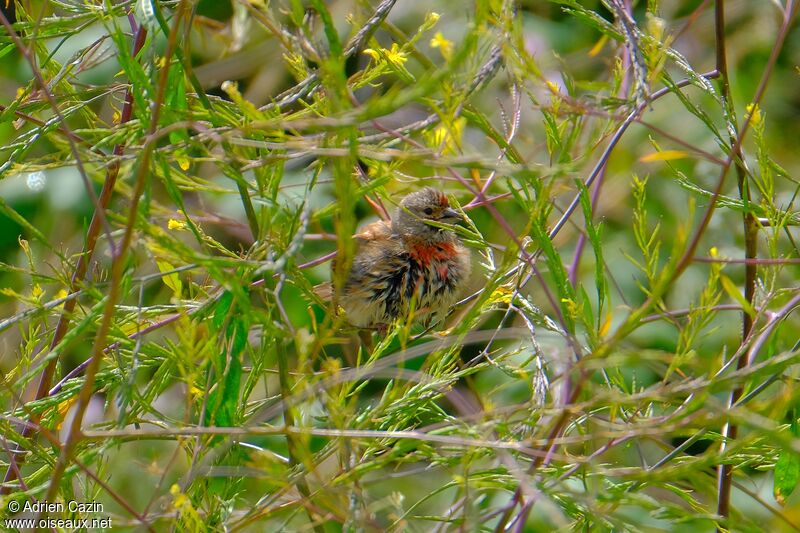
[440,207,463,223]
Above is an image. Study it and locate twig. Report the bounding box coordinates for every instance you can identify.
[0,16,148,495]
[40,0,187,508]
[714,0,799,525]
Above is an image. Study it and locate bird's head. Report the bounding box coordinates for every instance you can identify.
[392,187,463,240]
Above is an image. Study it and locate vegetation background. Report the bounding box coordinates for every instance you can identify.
[0,0,799,530]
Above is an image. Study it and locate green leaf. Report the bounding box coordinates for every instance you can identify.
[0,197,54,251]
[529,216,575,333]
[719,274,756,319]
[166,61,189,145]
[156,259,182,297]
[212,291,234,330]
[216,348,242,427]
[775,416,800,505]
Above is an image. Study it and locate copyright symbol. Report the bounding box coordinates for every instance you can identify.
[7,500,19,513]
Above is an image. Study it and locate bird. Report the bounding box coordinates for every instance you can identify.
[324,187,471,331]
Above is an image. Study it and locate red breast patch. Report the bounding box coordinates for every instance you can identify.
[409,241,456,266]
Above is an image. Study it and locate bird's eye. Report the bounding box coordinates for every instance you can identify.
[424,207,434,215]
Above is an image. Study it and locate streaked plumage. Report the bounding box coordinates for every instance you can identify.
[334,188,471,329]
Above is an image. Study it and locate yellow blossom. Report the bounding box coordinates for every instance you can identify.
[746,103,762,125]
[364,43,408,68]
[363,48,380,62]
[168,219,188,231]
[488,285,513,305]
[425,12,440,26]
[56,396,78,430]
[31,284,43,300]
[427,117,466,154]
[170,484,190,510]
[363,43,414,82]
[385,43,407,66]
[430,32,453,61]
[560,297,579,319]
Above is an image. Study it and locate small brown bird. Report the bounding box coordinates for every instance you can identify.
[329,187,471,330]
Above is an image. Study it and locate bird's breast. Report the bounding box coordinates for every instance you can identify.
[406,241,457,266]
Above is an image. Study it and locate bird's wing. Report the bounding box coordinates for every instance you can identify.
[353,220,392,241]
[315,221,393,303]
[313,281,333,301]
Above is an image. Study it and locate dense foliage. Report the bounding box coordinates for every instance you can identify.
[1,0,799,530]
